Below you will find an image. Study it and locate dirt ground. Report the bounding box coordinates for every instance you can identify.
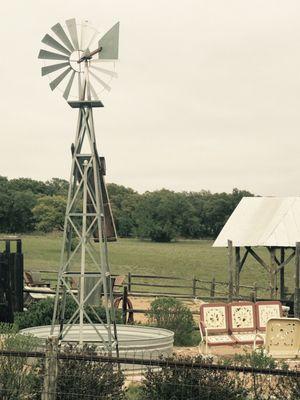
[128,296,203,325]
[126,296,247,359]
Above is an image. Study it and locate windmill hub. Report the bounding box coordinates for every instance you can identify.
[69,50,85,72]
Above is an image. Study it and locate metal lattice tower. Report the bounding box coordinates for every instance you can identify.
[38,18,120,352]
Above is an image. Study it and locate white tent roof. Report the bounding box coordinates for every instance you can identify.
[213,197,300,247]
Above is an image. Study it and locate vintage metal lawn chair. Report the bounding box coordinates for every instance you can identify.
[199,300,284,354]
[199,302,236,354]
[228,301,263,345]
[255,300,283,342]
[265,317,300,358]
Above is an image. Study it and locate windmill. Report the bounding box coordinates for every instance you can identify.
[38,18,120,353]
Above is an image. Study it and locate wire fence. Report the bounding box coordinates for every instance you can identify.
[1,346,300,400]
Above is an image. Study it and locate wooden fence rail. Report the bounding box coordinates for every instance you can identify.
[35,269,270,301]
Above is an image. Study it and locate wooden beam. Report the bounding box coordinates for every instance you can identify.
[240,248,249,271]
[228,240,234,302]
[234,247,241,296]
[246,247,270,272]
[275,250,295,273]
[295,242,300,318]
[269,247,277,299]
[280,248,285,300]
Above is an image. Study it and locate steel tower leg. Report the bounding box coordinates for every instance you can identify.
[51,103,117,353]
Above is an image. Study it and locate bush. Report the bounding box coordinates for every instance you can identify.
[56,344,125,400]
[229,348,291,400]
[147,297,195,346]
[140,354,247,400]
[15,296,120,330]
[0,324,42,399]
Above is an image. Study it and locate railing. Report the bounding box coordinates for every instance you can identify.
[31,269,283,302]
[1,345,299,400]
[125,272,269,301]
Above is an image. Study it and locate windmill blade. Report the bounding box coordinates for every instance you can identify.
[42,34,71,56]
[63,71,76,100]
[88,80,99,100]
[86,30,98,52]
[98,22,119,60]
[90,64,118,78]
[49,67,72,91]
[38,49,69,61]
[80,20,89,50]
[89,70,111,92]
[66,18,79,50]
[51,23,74,52]
[41,62,70,76]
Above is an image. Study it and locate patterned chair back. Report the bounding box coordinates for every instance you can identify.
[255,301,282,332]
[265,318,300,358]
[200,302,229,334]
[228,301,256,333]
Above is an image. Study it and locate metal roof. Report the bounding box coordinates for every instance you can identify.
[213,197,300,247]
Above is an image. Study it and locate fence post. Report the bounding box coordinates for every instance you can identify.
[210,277,216,298]
[192,276,196,297]
[127,272,131,292]
[294,242,300,318]
[42,336,58,400]
[122,285,128,324]
[228,240,234,302]
[250,282,257,303]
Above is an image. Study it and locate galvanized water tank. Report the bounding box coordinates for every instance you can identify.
[21,324,174,359]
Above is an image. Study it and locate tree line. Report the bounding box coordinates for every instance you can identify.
[0,176,254,242]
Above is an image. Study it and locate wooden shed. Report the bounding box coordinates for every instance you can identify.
[213,197,300,313]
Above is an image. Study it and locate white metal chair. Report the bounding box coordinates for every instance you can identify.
[265,317,300,359]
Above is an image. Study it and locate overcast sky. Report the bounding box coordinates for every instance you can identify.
[1,1,300,196]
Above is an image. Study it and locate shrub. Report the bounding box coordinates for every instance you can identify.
[228,348,291,400]
[14,296,120,330]
[140,354,247,400]
[0,324,42,399]
[56,344,125,400]
[147,297,195,346]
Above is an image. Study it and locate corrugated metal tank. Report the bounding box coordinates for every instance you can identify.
[21,324,174,359]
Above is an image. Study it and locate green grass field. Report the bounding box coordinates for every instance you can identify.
[13,233,296,298]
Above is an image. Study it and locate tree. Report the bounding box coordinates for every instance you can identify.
[0,191,12,232]
[45,178,69,196]
[8,177,48,195]
[8,190,36,232]
[33,195,67,232]
[107,183,140,237]
[134,190,194,242]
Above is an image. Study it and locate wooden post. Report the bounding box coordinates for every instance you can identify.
[228,240,234,302]
[250,282,257,303]
[122,285,128,324]
[127,272,131,292]
[235,247,241,296]
[42,336,58,400]
[210,277,216,298]
[280,247,285,300]
[5,240,10,254]
[16,239,22,254]
[192,276,196,297]
[270,247,277,299]
[294,242,300,318]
